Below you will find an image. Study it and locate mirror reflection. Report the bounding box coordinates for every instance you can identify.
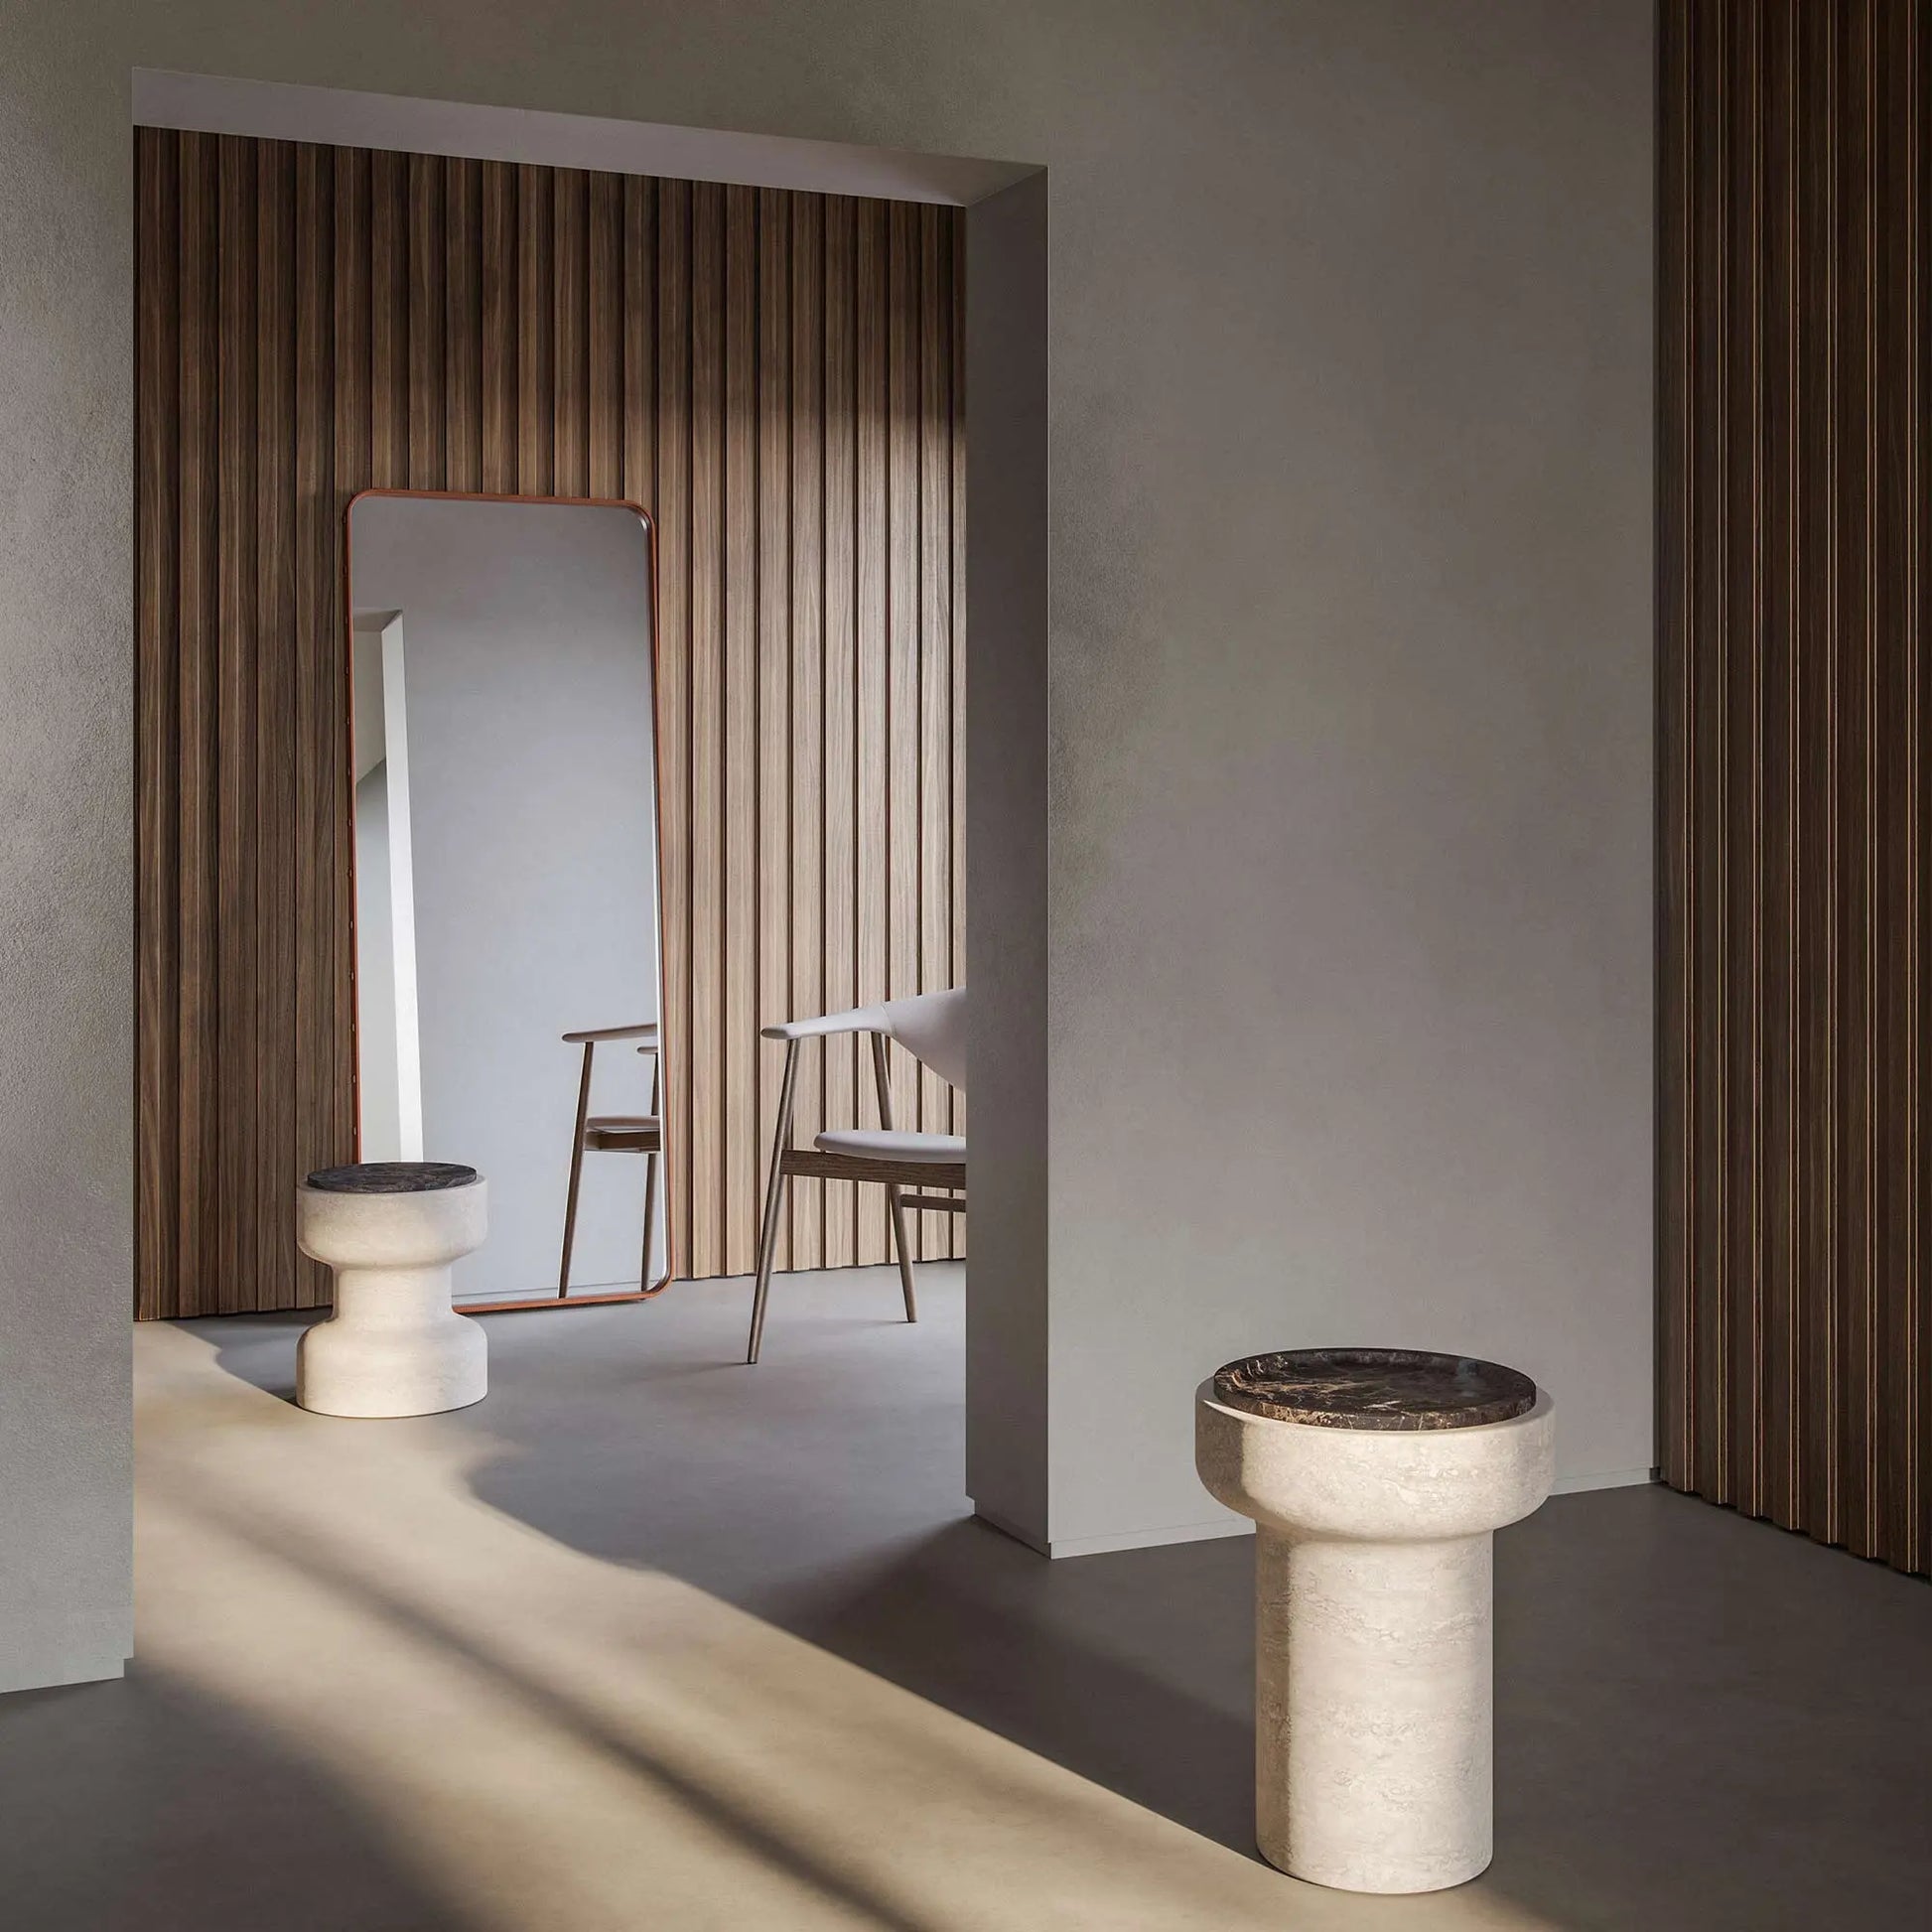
[348,494,667,1303]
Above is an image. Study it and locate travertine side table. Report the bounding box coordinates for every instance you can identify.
[1196,1347,1554,1894]
[296,1163,488,1418]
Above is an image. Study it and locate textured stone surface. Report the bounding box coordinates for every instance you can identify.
[1197,1381,1556,1893]
[1212,1349,1536,1432]
[306,1162,480,1195]
[296,1179,489,1418]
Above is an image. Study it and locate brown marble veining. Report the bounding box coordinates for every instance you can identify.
[1212,1348,1536,1432]
[305,1163,480,1195]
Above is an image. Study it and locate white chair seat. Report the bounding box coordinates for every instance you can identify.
[751,985,965,1362]
[813,1129,966,1165]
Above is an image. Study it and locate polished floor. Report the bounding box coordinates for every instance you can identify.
[3,1267,1929,1929]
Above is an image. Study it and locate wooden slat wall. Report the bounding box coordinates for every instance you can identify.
[1659,0,1931,1576]
[135,129,964,1318]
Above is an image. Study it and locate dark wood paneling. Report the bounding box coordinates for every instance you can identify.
[135,129,964,1316]
[135,127,181,1319]
[1659,0,1930,1576]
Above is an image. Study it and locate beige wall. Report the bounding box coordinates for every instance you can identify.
[0,0,1651,1677]
[0,13,136,1691]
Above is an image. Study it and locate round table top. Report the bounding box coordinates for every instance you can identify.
[1211,1347,1536,1431]
[305,1162,480,1195]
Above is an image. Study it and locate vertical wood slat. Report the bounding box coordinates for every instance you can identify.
[552,170,590,500]
[444,159,483,495]
[516,164,552,495]
[887,203,921,1229]
[1724,0,1762,1519]
[1902,0,1930,1578]
[134,133,962,1314]
[176,132,220,1315]
[854,198,891,1266]
[1871,0,1918,1566]
[406,152,445,490]
[620,179,656,522]
[213,136,259,1317]
[1660,0,1931,1578]
[655,177,694,1274]
[688,181,726,1275]
[1831,0,1873,1558]
[480,162,515,495]
[587,171,623,502]
[1758,0,1801,1529]
[293,138,338,1310]
[917,206,953,1260]
[255,140,298,1310]
[788,195,826,1269]
[723,186,759,1278]
[1797,0,1843,1546]
[821,197,859,1269]
[757,190,794,1272]
[369,150,408,491]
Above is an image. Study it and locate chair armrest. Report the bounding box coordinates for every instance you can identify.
[759,1003,889,1043]
[562,1022,660,1044]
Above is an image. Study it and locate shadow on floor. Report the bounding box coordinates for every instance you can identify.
[146,1481,944,1932]
[0,1672,477,1932]
[477,1405,1932,1931]
[791,1519,1259,1855]
[1487,1485,1932,1930]
[760,1490,1932,1930]
[185,1295,1932,1930]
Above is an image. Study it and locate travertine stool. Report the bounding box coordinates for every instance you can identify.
[1196,1347,1554,1894]
[296,1163,488,1418]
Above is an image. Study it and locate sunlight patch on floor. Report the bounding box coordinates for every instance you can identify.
[135,1320,1558,1931]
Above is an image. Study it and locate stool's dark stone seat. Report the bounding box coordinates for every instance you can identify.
[305,1162,480,1194]
[1212,1347,1535,1432]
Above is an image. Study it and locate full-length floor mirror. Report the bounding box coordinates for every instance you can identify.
[346,491,671,1308]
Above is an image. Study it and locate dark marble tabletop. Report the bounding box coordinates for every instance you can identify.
[1211,1347,1536,1431]
[305,1162,480,1194]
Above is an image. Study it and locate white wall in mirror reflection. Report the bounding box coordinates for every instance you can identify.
[352,612,424,1163]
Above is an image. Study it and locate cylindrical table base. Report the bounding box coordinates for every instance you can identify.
[1256,1525,1492,1893]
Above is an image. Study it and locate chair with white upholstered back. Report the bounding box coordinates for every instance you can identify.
[748,987,965,1362]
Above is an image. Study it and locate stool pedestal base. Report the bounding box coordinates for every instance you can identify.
[1255,1525,1494,1892]
[296,1179,488,1419]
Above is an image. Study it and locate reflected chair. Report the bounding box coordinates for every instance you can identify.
[748,987,966,1362]
[558,1023,663,1298]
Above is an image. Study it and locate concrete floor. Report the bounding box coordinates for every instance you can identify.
[3,1265,1929,1929]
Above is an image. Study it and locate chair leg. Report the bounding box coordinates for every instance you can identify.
[748,1040,801,1364]
[886,1181,918,1323]
[558,1040,596,1298]
[639,1055,661,1294]
[870,1032,918,1323]
[640,1149,659,1293]
[748,1166,790,1364]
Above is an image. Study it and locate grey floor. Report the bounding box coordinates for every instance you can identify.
[5,1265,1930,1930]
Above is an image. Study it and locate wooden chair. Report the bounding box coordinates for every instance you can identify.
[748,987,965,1362]
[558,1023,663,1299]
